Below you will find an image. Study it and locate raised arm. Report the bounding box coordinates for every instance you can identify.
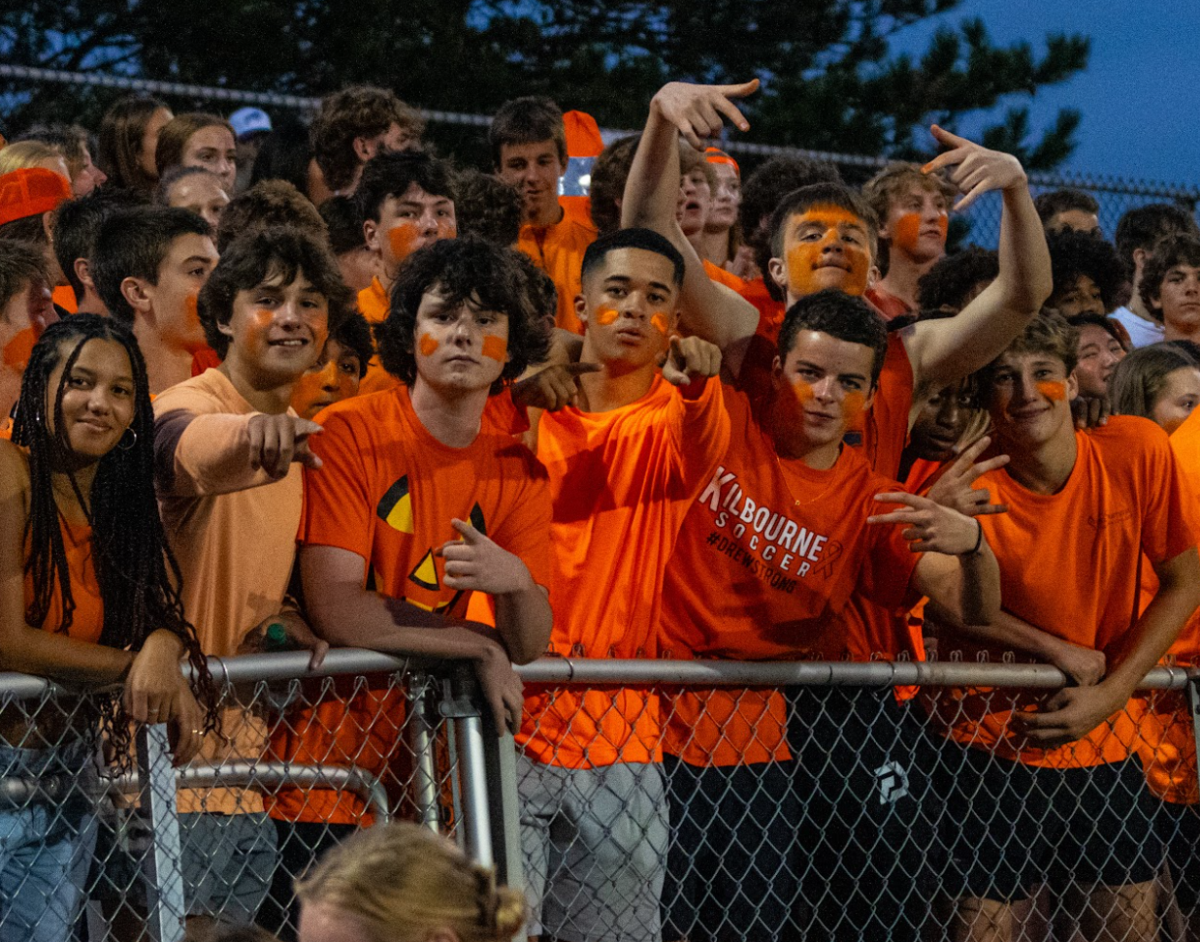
[622,81,763,376]
[903,125,1052,390]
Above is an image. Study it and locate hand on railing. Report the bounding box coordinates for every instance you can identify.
[1043,637,1107,688]
[124,630,205,764]
[1009,682,1128,748]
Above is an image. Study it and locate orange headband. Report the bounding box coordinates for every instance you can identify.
[704,147,740,178]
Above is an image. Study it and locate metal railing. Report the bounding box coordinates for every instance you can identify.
[3,652,1199,942]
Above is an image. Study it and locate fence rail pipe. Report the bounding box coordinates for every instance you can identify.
[137,723,186,942]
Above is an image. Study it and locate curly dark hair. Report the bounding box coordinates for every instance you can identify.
[376,237,551,391]
[215,180,328,254]
[1034,188,1099,227]
[319,196,365,256]
[1140,233,1200,322]
[355,151,456,224]
[11,314,216,759]
[311,86,425,192]
[198,227,354,358]
[330,309,374,379]
[1115,203,1200,276]
[916,247,1000,313]
[1046,229,1124,314]
[452,168,522,247]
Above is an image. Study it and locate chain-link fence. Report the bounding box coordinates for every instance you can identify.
[2,63,1198,253]
[4,652,1200,942]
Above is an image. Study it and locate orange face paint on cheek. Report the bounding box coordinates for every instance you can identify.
[892,212,949,256]
[481,335,507,362]
[786,243,823,296]
[418,334,438,356]
[388,223,418,261]
[185,293,200,325]
[1037,380,1068,402]
[650,313,669,336]
[843,390,867,431]
[595,307,619,326]
[792,378,814,404]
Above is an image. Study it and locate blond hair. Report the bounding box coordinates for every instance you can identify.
[296,824,526,942]
[0,141,64,176]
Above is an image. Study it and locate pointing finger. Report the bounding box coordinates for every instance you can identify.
[451,518,483,543]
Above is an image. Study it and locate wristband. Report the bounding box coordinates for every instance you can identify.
[966,518,983,557]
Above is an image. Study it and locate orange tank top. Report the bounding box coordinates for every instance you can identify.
[24,518,105,644]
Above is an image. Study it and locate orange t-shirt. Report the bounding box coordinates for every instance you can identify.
[865,286,912,322]
[860,332,915,479]
[734,278,786,414]
[267,385,551,824]
[356,278,401,396]
[1135,405,1200,803]
[26,519,103,643]
[659,386,919,767]
[51,285,77,315]
[516,204,597,335]
[518,375,731,769]
[931,417,1200,768]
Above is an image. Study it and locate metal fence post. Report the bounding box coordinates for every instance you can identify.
[136,723,186,942]
[440,664,494,868]
[406,669,442,832]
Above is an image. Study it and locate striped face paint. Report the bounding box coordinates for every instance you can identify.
[1037,380,1068,402]
[595,307,619,326]
[650,313,670,336]
[418,334,438,356]
[842,390,866,431]
[481,335,507,362]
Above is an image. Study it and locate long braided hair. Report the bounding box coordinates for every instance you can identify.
[11,315,216,753]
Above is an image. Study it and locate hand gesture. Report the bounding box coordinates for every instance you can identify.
[511,363,602,411]
[242,611,330,670]
[476,643,525,734]
[1009,683,1127,748]
[435,519,535,596]
[661,336,722,387]
[923,125,1027,212]
[867,490,984,556]
[124,631,204,764]
[651,80,759,151]
[1071,394,1110,430]
[1045,638,1106,688]
[247,414,323,478]
[926,436,1010,517]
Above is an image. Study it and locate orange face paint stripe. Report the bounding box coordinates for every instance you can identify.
[389,223,418,261]
[481,335,507,362]
[650,313,669,336]
[595,307,619,325]
[1037,380,1068,402]
[418,334,438,356]
[2,327,37,370]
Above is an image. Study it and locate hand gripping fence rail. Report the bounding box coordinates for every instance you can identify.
[3,652,1200,942]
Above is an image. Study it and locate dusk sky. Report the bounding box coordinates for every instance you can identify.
[890,0,1197,189]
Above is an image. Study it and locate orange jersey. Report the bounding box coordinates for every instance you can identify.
[860,332,915,480]
[932,417,1200,769]
[268,385,551,824]
[1135,405,1200,803]
[659,386,919,767]
[516,204,597,334]
[519,375,730,769]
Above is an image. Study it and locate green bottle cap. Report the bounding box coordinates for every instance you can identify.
[265,622,289,651]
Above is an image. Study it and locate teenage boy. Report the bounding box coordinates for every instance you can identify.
[491,96,597,333]
[152,228,353,927]
[622,79,1052,481]
[863,162,957,319]
[310,85,425,197]
[1112,203,1200,348]
[0,167,73,308]
[92,205,219,392]
[1035,187,1101,235]
[930,312,1200,942]
[1139,233,1200,344]
[52,188,146,316]
[657,289,1000,942]
[353,151,458,393]
[517,227,730,942]
[0,241,54,432]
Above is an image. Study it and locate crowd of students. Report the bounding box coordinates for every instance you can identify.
[2,73,1200,942]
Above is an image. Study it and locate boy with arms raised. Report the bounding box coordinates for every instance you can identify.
[658,289,1001,942]
[930,313,1200,942]
[517,228,729,942]
[622,79,1051,481]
